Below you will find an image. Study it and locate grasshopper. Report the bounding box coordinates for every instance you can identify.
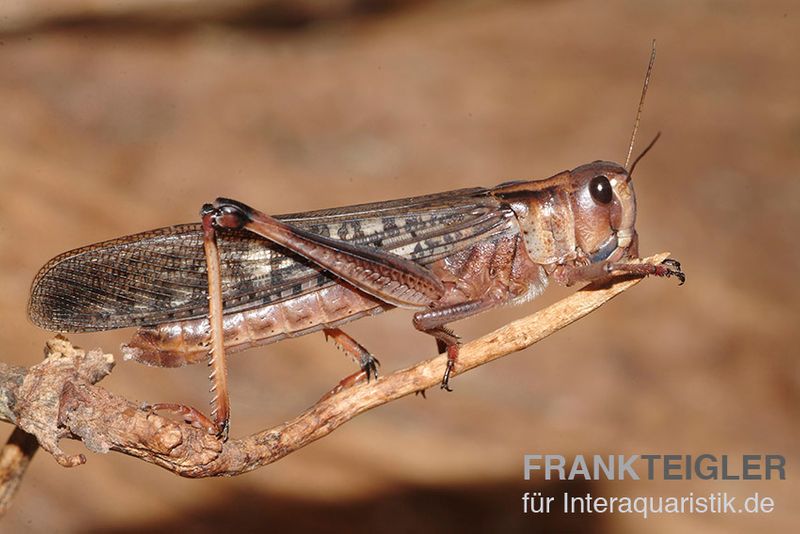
[28,46,683,439]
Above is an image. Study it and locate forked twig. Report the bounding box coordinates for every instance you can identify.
[0,253,669,485]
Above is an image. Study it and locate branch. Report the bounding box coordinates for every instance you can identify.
[0,254,669,479]
[0,428,39,515]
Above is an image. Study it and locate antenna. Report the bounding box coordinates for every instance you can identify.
[629,131,661,176]
[624,40,656,170]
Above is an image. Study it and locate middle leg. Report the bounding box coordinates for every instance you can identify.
[413,298,499,391]
[414,235,520,391]
[320,328,381,398]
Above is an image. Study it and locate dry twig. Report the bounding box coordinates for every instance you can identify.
[0,428,40,515]
[0,253,668,485]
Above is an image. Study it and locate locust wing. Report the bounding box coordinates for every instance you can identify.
[29,188,517,332]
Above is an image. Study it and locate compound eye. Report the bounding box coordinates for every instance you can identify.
[589,175,613,205]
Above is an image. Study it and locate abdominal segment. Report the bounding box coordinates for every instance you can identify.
[122,283,391,367]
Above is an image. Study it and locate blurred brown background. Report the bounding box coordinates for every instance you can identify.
[1,0,798,532]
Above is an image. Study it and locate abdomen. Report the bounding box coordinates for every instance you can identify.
[122,283,391,367]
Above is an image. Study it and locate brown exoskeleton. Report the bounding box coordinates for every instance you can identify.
[28,45,682,438]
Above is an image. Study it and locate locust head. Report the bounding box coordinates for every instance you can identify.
[568,160,638,263]
[491,160,639,266]
[565,126,662,264]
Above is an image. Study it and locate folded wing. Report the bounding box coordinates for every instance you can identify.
[29,188,516,332]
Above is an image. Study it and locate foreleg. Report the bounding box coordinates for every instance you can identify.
[554,257,684,287]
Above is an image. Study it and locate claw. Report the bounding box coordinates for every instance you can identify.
[659,258,685,286]
[217,419,230,441]
[661,258,681,269]
[361,354,381,382]
[440,358,455,391]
